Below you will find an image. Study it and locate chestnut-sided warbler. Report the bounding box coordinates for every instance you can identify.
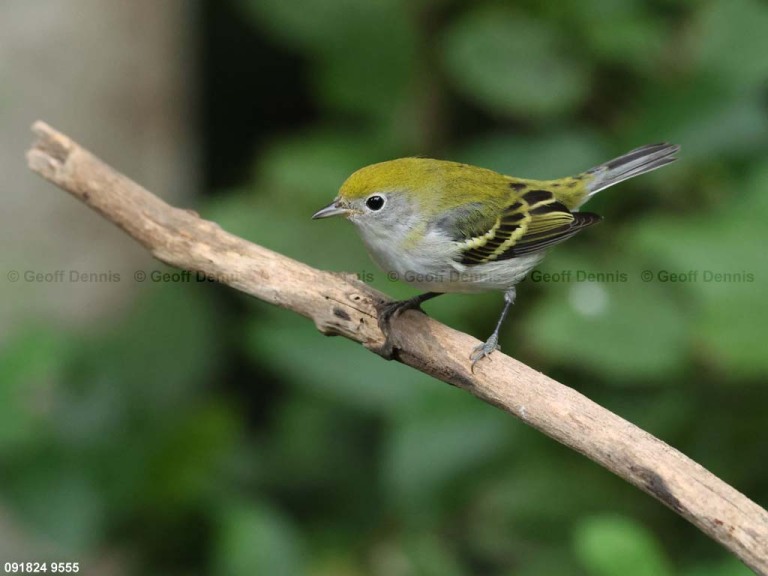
[313,143,679,368]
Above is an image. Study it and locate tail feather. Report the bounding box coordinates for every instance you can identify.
[585,142,680,195]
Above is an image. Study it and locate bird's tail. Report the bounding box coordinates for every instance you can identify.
[585,143,679,196]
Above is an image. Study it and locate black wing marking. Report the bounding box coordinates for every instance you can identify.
[457,189,602,265]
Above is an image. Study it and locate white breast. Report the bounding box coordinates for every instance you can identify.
[356,218,544,294]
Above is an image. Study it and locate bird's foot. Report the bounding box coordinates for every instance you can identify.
[470,333,501,372]
[378,299,424,332]
[377,297,427,359]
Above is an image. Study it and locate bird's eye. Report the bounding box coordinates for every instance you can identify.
[365,195,385,211]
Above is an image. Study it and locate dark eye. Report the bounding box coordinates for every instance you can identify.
[365,195,385,211]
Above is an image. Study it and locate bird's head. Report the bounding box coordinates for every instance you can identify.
[312,158,441,225]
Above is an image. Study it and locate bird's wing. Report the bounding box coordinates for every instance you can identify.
[449,188,602,265]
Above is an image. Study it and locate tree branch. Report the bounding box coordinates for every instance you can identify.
[26,121,768,574]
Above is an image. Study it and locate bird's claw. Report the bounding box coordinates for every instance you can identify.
[378,301,409,332]
[470,335,501,372]
[377,298,426,359]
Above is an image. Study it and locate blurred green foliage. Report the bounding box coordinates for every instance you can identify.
[3,0,768,573]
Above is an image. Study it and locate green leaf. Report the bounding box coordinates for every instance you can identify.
[626,82,768,161]
[585,14,667,73]
[0,325,70,452]
[574,515,672,576]
[267,395,366,488]
[314,12,416,116]
[242,0,415,116]
[695,0,768,92]
[455,131,606,178]
[442,7,590,118]
[241,0,376,50]
[627,164,768,377]
[384,391,513,511]
[86,282,221,413]
[682,557,755,576]
[401,533,465,576]
[5,460,104,554]
[142,402,239,512]
[524,253,688,381]
[215,500,305,576]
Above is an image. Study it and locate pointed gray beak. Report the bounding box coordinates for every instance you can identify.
[312,201,348,219]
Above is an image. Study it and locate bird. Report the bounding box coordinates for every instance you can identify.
[313,142,680,368]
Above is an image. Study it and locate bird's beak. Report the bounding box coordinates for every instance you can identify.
[312,200,348,219]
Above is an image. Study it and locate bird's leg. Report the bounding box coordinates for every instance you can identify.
[470,288,516,370]
[377,291,443,358]
[378,291,443,331]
